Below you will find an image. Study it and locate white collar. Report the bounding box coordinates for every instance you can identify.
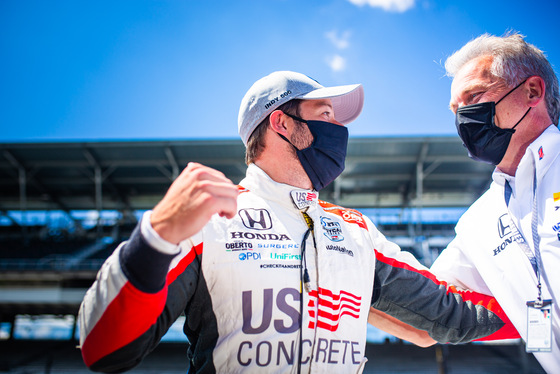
[239,164,319,211]
[492,124,560,195]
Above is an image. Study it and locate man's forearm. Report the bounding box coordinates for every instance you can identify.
[368,307,436,347]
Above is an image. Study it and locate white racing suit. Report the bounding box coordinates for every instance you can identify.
[431,125,560,373]
[79,164,517,373]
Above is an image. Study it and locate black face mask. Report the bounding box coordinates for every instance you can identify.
[455,79,531,165]
[278,113,348,191]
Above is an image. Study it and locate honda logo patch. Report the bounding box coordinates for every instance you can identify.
[239,208,273,230]
[497,214,512,238]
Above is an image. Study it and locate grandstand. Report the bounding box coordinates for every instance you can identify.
[0,138,545,373]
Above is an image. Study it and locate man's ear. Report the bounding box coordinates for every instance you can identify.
[269,110,289,137]
[526,75,546,107]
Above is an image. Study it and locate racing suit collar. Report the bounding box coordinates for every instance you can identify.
[491,124,559,200]
[240,164,319,211]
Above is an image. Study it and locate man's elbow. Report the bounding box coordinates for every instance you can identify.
[412,335,437,348]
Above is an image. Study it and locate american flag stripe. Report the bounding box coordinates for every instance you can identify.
[311,288,361,302]
[313,310,361,331]
[307,287,362,332]
[317,306,360,321]
[313,296,361,311]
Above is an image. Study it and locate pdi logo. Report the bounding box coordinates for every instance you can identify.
[239,252,262,261]
[239,209,273,230]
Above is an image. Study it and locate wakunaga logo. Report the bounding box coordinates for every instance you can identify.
[326,244,354,257]
[239,208,273,230]
[320,216,344,242]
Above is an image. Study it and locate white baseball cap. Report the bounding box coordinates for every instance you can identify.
[238,71,364,146]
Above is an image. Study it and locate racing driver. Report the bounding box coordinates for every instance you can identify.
[78,71,519,373]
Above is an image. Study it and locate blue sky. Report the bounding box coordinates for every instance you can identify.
[1,0,558,143]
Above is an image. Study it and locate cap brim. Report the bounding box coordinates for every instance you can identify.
[299,84,364,125]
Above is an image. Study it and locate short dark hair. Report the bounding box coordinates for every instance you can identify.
[245,99,302,165]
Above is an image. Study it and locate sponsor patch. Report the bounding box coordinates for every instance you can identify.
[230,232,291,241]
[238,252,261,261]
[225,241,253,251]
[257,242,299,250]
[319,201,368,230]
[538,146,544,160]
[269,252,301,261]
[239,287,363,367]
[553,222,560,241]
[553,192,560,202]
[497,214,512,238]
[326,244,354,257]
[291,190,317,210]
[239,208,273,230]
[494,214,524,256]
[320,216,344,242]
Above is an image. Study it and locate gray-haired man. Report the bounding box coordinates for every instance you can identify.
[430,32,560,372]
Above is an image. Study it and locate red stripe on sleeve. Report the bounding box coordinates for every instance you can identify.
[81,282,168,367]
[82,243,204,367]
[166,243,203,285]
[375,250,519,341]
